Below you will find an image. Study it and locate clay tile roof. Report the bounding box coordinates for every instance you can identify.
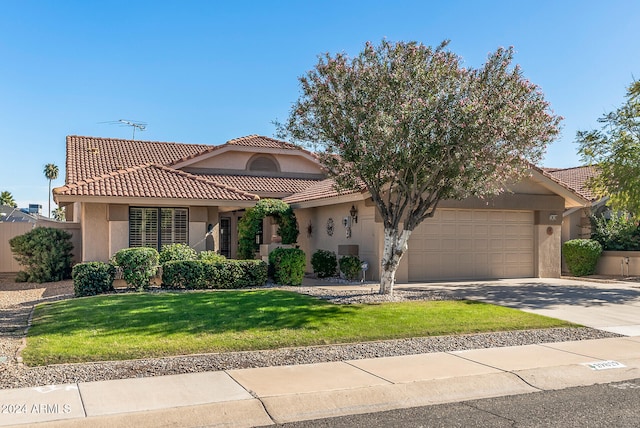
[544,165,600,201]
[193,174,321,195]
[54,164,259,201]
[283,178,364,204]
[66,135,210,183]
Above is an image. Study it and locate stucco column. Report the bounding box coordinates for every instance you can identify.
[534,211,563,278]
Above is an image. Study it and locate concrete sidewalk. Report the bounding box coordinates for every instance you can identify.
[2,336,640,427]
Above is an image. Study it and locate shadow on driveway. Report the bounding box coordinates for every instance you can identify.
[401,281,640,310]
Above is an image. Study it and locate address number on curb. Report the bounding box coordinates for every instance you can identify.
[582,360,626,371]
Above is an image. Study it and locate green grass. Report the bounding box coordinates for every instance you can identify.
[23,290,576,365]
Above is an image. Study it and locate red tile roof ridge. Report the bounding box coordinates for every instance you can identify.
[66,135,202,147]
[152,164,260,200]
[55,163,260,200]
[54,163,154,193]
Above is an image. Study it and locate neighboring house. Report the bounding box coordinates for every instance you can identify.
[544,166,607,243]
[0,205,81,273]
[54,135,589,282]
[0,206,38,223]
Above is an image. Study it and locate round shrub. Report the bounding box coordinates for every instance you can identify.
[112,247,159,290]
[209,261,245,289]
[9,227,74,283]
[339,255,362,281]
[199,251,227,264]
[72,262,116,297]
[563,239,603,277]
[311,249,338,278]
[269,247,306,286]
[159,243,197,264]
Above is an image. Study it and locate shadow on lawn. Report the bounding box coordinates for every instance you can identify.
[27,290,358,337]
[405,282,640,310]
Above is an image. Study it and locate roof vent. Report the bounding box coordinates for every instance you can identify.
[87,146,99,154]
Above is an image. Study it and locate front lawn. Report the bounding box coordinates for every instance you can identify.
[23,290,576,365]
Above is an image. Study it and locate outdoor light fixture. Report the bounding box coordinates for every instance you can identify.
[350,205,358,223]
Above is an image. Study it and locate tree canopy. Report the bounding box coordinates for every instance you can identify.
[577,80,640,216]
[282,40,561,294]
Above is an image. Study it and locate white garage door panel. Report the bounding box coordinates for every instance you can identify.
[408,209,534,281]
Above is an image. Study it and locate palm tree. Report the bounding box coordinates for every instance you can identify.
[52,206,65,221]
[43,163,59,218]
[0,190,17,207]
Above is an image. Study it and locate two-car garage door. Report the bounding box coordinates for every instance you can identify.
[407,209,534,281]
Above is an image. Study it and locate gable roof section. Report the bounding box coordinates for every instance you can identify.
[168,134,320,169]
[66,135,209,183]
[54,164,258,201]
[544,165,600,202]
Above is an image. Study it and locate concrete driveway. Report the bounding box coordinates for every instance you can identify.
[396,278,640,336]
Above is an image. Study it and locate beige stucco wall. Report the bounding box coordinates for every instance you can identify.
[596,251,640,276]
[187,151,323,175]
[82,203,110,262]
[295,201,381,279]
[534,224,561,278]
[109,221,128,258]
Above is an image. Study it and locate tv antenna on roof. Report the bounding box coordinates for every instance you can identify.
[100,119,147,140]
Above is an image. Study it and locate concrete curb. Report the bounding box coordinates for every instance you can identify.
[3,337,639,427]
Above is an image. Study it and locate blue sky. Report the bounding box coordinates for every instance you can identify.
[1,1,638,213]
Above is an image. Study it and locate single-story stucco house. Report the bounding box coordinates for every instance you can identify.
[53,134,592,282]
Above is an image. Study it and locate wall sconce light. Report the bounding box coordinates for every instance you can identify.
[350,205,358,224]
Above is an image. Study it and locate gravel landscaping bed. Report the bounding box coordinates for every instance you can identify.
[0,277,621,390]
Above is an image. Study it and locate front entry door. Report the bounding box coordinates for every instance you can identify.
[220,217,231,258]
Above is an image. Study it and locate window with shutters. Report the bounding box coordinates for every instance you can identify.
[129,207,188,251]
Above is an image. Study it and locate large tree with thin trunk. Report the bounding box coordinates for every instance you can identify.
[43,163,59,218]
[577,80,640,217]
[282,40,561,294]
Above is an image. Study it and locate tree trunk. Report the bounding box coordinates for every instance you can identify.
[379,227,411,295]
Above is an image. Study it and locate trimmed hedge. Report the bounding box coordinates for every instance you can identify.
[311,249,338,278]
[9,227,74,283]
[72,262,115,297]
[269,247,306,286]
[162,259,268,289]
[112,247,159,290]
[563,239,603,277]
[339,255,362,281]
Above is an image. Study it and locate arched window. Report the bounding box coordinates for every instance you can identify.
[247,155,279,172]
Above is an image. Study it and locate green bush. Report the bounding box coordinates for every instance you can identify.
[339,255,362,281]
[159,243,197,264]
[72,262,116,297]
[112,247,159,291]
[233,260,268,287]
[9,227,74,283]
[591,214,640,251]
[162,260,206,289]
[198,251,227,264]
[161,259,266,289]
[269,247,306,286]
[237,199,299,259]
[311,249,338,278]
[563,239,603,276]
[210,261,245,289]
